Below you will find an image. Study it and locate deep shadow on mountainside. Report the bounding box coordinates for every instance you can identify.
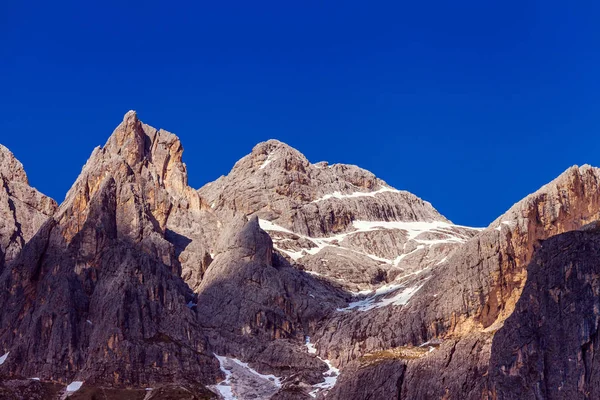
[0,111,600,399]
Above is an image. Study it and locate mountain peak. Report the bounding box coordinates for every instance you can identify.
[57,113,192,243]
[96,112,188,191]
[0,144,28,184]
[102,110,146,166]
[248,139,310,171]
[124,109,138,121]
[0,144,57,266]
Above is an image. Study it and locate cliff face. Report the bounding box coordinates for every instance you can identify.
[314,166,600,399]
[488,229,600,399]
[0,178,220,387]
[0,112,219,388]
[0,145,56,268]
[1,112,600,399]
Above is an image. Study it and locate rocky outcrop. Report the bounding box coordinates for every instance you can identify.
[311,165,600,364]
[0,113,353,397]
[196,215,346,349]
[0,145,56,268]
[195,216,348,398]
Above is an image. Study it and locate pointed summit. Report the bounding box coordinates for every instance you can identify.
[97,110,188,192]
[0,144,56,267]
[0,144,28,184]
[102,110,146,166]
[57,111,196,244]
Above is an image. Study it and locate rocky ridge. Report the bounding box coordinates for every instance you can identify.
[315,165,600,399]
[200,139,480,292]
[0,145,56,269]
[0,112,600,399]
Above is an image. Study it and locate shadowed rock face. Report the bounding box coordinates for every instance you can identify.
[322,229,600,400]
[1,112,600,399]
[488,229,600,399]
[327,359,405,400]
[0,113,222,388]
[0,177,219,386]
[0,113,352,397]
[196,215,347,348]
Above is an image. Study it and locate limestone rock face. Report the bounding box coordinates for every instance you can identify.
[0,145,56,267]
[195,215,348,397]
[327,359,405,400]
[488,229,600,399]
[3,112,600,399]
[0,177,219,387]
[196,215,347,347]
[200,139,480,291]
[312,165,600,399]
[0,113,224,388]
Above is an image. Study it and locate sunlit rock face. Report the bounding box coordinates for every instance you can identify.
[1,112,600,399]
[200,138,481,292]
[0,144,56,268]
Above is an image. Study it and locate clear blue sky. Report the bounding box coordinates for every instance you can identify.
[2,1,599,227]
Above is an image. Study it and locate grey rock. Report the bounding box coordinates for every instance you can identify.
[0,176,219,386]
[199,139,479,291]
[0,144,56,267]
[4,112,600,399]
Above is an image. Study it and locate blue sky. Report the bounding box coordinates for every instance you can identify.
[1,1,599,227]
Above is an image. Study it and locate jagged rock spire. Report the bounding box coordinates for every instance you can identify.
[0,145,56,267]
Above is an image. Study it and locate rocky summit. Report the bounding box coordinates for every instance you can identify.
[0,112,600,399]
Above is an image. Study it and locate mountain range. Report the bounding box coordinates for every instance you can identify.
[1,111,599,399]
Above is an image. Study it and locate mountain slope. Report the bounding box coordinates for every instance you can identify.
[317,164,600,399]
[200,139,480,292]
[1,112,599,399]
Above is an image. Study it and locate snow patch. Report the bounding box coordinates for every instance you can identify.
[259,153,275,170]
[352,220,474,242]
[258,219,295,235]
[305,270,323,277]
[435,256,448,265]
[305,337,339,397]
[66,381,84,392]
[311,186,400,203]
[305,337,318,354]
[393,245,426,266]
[186,301,197,309]
[338,281,428,312]
[214,355,235,400]
[0,352,8,365]
[230,358,282,388]
[262,219,403,264]
[496,220,516,231]
[212,354,282,400]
